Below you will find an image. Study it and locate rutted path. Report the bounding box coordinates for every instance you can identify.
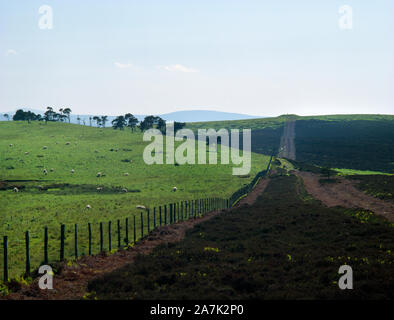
[296,171,394,222]
[278,121,296,160]
[5,177,271,300]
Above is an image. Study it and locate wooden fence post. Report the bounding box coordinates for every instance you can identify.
[169,204,173,224]
[125,218,129,245]
[88,223,92,255]
[60,224,65,261]
[154,207,156,229]
[164,205,167,225]
[25,231,30,275]
[140,212,144,238]
[159,206,162,226]
[108,221,112,251]
[3,236,8,282]
[100,222,103,252]
[44,226,48,264]
[117,219,121,249]
[147,209,150,233]
[133,215,136,243]
[74,224,78,259]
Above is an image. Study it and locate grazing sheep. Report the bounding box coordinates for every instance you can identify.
[122,188,128,193]
[124,172,129,176]
[71,169,75,174]
[37,185,43,191]
[136,205,146,210]
[42,146,47,150]
[50,168,54,172]
[96,187,103,191]
[172,187,177,192]
[96,172,102,177]
[86,204,91,209]
[43,169,48,175]
[13,187,19,193]
[24,152,29,155]
[9,144,13,147]
[65,142,70,145]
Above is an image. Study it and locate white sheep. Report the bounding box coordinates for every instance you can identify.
[43,169,48,175]
[13,187,19,193]
[96,172,102,177]
[136,205,146,210]
[9,144,13,147]
[65,142,70,145]
[122,188,128,193]
[42,146,47,150]
[71,169,75,174]
[86,204,91,209]
[172,187,177,192]
[24,152,29,155]
[124,172,129,176]
[96,187,103,191]
[50,168,54,172]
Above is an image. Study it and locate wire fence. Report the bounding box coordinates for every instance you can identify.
[1,156,273,282]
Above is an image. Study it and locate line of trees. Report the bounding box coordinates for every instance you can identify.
[111,114,185,133]
[4,109,186,133]
[43,107,72,123]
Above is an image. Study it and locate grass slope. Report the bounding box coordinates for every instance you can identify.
[0,121,270,278]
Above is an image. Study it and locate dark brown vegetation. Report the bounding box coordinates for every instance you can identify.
[347,175,394,203]
[87,174,394,300]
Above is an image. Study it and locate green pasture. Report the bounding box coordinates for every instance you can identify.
[0,121,270,278]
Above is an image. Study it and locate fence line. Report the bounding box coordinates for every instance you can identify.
[1,157,273,282]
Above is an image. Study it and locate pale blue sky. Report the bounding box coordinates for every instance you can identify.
[1,0,393,116]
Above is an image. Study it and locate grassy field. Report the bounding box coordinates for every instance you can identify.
[88,172,394,299]
[0,121,270,278]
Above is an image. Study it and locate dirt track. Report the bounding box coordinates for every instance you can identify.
[296,171,394,222]
[5,177,270,300]
[278,121,296,160]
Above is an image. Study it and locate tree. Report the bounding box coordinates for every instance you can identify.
[174,121,186,132]
[157,118,166,134]
[93,116,102,127]
[125,113,138,132]
[3,114,9,121]
[77,117,81,125]
[44,107,56,123]
[12,109,41,123]
[62,108,72,123]
[112,116,127,130]
[101,116,108,128]
[139,115,164,132]
[89,116,92,127]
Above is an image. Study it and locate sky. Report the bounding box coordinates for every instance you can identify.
[1,0,393,116]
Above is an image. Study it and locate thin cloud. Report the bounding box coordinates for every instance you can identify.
[114,62,134,69]
[5,49,17,56]
[163,64,199,73]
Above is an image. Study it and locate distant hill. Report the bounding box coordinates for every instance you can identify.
[159,110,260,122]
[0,109,261,124]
